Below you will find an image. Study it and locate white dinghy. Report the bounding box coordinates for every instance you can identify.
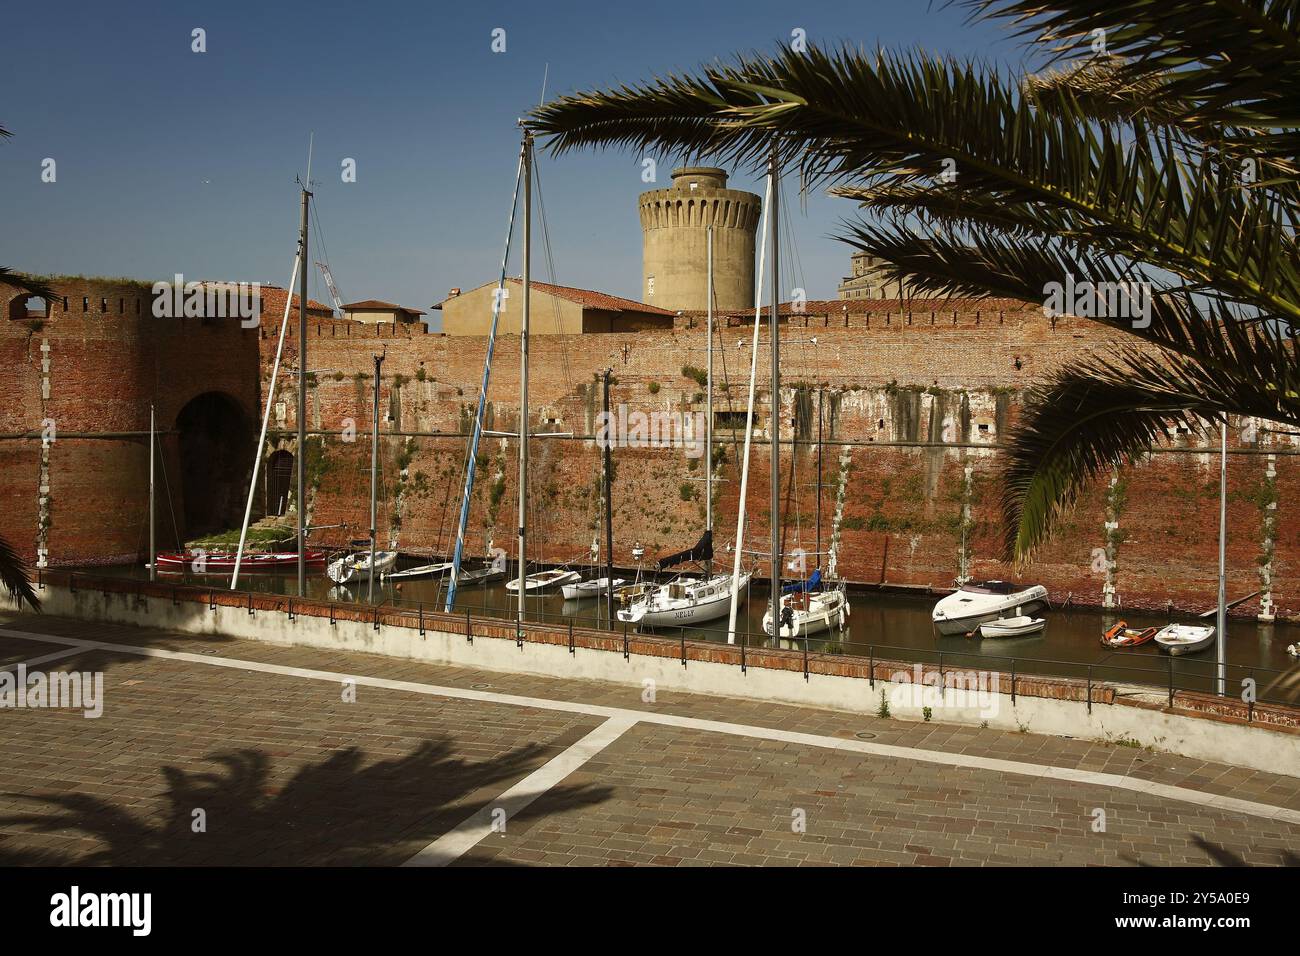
[978,616,1047,639]
[561,577,626,601]
[505,568,581,594]
[1154,623,1216,656]
[385,561,453,581]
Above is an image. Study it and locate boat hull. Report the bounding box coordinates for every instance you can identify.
[978,616,1046,639]
[561,577,627,601]
[932,584,1049,636]
[385,561,453,581]
[327,551,398,584]
[619,572,750,627]
[1154,624,1216,656]
[505,570,581,594]
[155,550,326,572]
[762,590,849,639]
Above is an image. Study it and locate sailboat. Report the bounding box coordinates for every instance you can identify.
[326,350,394,594]
[617,531,750,626]
[328,545,397,584]
[618,225,752,628]
[384,559,454,581]
[562,538,625,600]
[764,389,851,640]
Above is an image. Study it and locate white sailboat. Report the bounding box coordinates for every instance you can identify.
[327,548,397,584]
[385,560,454,581]
[505,567,581,594]
[619,224,753,629]
[763,391,851,640]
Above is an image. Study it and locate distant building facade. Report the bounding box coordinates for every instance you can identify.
[342,299,426,324]
[838,251,923,300]
[434,278,676,335]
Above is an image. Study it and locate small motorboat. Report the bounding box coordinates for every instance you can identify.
[385,561,453,581]
[504,568,581,594]
[327,550,398,584]
[1154,623,1216,656]
[154,550,327,573]
[1101,621,1157,649]
[978,616,1047,639]
[932,580,1049,636]
[560,577,627,601]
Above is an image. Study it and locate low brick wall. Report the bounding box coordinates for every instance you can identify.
[32,572,1300,743]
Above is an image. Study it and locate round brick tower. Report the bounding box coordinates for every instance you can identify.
[639,167,759,313]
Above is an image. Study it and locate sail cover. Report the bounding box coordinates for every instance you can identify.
[658,530,713,570]
[782,568,822,594]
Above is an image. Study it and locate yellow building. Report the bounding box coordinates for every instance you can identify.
[342,299,427,324]
[434,278,676,335]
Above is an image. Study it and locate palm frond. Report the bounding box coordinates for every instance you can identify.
[0,536,40,612]
[1003,340,1300,559]
[964,0,1300,153]
[0,269,55,302]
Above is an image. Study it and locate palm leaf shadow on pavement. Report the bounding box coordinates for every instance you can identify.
[1121,834,1298,867]
[0,737,613,866]
[0,610,242,681]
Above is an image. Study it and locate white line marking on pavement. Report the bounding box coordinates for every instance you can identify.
[402,716,636,867]
[2,626,1297,828]
[1,646,92,672]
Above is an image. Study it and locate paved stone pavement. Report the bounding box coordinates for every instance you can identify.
[0,613,1296,867]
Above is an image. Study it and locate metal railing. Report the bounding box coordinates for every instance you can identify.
[38,569,1299,717]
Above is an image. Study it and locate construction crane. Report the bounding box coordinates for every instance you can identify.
[315,261,344,316]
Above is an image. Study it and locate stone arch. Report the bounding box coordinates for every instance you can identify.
[174,391,253,538]
[265,449,294,517]
[7,294,47,321]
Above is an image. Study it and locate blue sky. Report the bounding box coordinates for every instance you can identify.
[1,0,1025,329]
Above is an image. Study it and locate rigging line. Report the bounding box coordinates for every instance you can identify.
[157,431,182,549]
[309,194,340,307]
[709,277,746,545]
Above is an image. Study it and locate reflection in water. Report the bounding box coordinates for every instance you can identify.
[87,563,1297,698]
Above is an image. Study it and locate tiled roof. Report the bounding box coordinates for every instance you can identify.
[343,299,426,315]
[676,296,1036,319]
[433,278,674,316]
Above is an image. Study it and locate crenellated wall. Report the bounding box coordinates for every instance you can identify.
[254,305,1296,620]
[2,277,1292,621]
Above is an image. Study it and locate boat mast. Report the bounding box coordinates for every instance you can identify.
[705,226,714,579]
[368,350,384,601]
[1216,416,1228,695]
[724,170,773,644]
[296,180,311,597]
[816,389,822,573]
[149,404,156,583]
[442,139,526,612]
[603,367,614,623]
[769,151,781,641]
[230,254,301,590]
[517,130,533,626]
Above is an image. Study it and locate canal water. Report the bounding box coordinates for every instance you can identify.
[83,561,1298,701]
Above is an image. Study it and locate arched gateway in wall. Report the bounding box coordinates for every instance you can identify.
[175,392,254,539]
